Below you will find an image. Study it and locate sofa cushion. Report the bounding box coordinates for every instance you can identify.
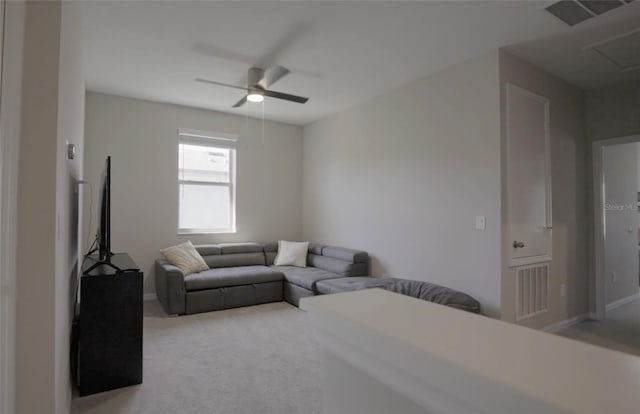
[316,276,481,314]
[316,276,395,294]
[273,240,309,267]
[307,254,368,277]
[263,242,278,265]
[322,246,368,264]
[264,242,325,265]
[184,266,283,291]
[274,265,343,292]
[204,252,265,269]
[218,242,264,254]
[308,243,325,255]
[160,241,209,275]
[195,244,221,256]
[387,279,481,313]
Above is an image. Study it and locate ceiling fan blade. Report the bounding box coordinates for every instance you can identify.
[195,78,248,91]
[263,89,309,104]
[255,22,311,69]
[192,42,254,65]
[232,95,248,108]
[259,65,290,89]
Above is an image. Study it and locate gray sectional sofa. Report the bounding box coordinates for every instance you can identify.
[155,242,481,316]
[155,242,369,315]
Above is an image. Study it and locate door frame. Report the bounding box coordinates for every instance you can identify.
[0,0,8,411]
[592,134,640,320]
[0,1,24,412]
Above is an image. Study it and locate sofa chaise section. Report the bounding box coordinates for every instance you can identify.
[155,243,284,315]
[264,242,370,306]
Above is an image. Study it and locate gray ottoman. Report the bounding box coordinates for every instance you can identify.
[316,276,481,314]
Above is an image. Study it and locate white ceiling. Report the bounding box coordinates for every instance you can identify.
[507,1,640,90]
[82,1,637,126]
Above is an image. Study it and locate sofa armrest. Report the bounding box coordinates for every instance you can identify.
[155,259,186,315]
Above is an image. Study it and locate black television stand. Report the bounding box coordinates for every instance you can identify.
[73,252,143,396]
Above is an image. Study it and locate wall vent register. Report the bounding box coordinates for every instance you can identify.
[516,263,549,321]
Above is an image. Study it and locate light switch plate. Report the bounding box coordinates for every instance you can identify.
[67,142,76,160]
[475,216,486,230]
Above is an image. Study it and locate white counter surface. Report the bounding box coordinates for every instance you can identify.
[301,288,640,414]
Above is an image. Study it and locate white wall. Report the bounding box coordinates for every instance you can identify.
[54,2,85,412]
[84,93,303,294]
[498,51,587,328]
[586,79,640,142]
[16,2,60,411]
[302,52,502,317]
[15,1,85,413]
[602,143,639,306]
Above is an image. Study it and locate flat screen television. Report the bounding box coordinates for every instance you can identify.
[97,156,111,261]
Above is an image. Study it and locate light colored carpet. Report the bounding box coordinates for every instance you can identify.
[72,301,323,414]
[556,297,640,357]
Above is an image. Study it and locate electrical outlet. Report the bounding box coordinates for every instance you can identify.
[560,284,566,297]
[612,272,617,283]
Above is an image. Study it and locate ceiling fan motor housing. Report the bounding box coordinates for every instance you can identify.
[248,67,265,88]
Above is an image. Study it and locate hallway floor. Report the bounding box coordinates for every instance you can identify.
[557,297,640,357]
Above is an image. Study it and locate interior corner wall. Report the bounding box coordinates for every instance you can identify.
[302,52,503,317]
[498,51,588,329]
[54,1,85,412]
[83,93,303,295]
[602,143,639,306]
[16,1,61,412]
[15,1,84,413]
[586,79,640,142]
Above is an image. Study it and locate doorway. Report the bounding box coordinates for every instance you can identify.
[592,135,640,320]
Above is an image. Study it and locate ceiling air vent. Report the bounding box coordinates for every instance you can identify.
[587,28,640,71]
[545,0,628,26]
[578,1,624,15]
[545,1,594,26]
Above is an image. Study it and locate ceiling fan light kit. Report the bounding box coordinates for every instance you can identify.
[247,91,264,103]
[195,65,309,108]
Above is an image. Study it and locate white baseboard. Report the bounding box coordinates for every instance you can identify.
[605,292,640,313]
[543,313,590,333]
[143,293,157,302]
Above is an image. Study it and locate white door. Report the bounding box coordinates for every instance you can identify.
[506,84,552,267]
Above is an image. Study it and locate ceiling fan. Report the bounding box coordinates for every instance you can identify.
[195,66,309,108]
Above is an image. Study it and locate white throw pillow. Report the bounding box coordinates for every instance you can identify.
[160,241,209,275]
[273,240,309,267]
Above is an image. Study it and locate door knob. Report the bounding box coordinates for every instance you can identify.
[513,241,525,249]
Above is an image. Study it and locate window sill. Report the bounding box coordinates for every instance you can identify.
[178,229,237,235]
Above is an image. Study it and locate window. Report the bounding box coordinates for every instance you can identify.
[178,128,237,233]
